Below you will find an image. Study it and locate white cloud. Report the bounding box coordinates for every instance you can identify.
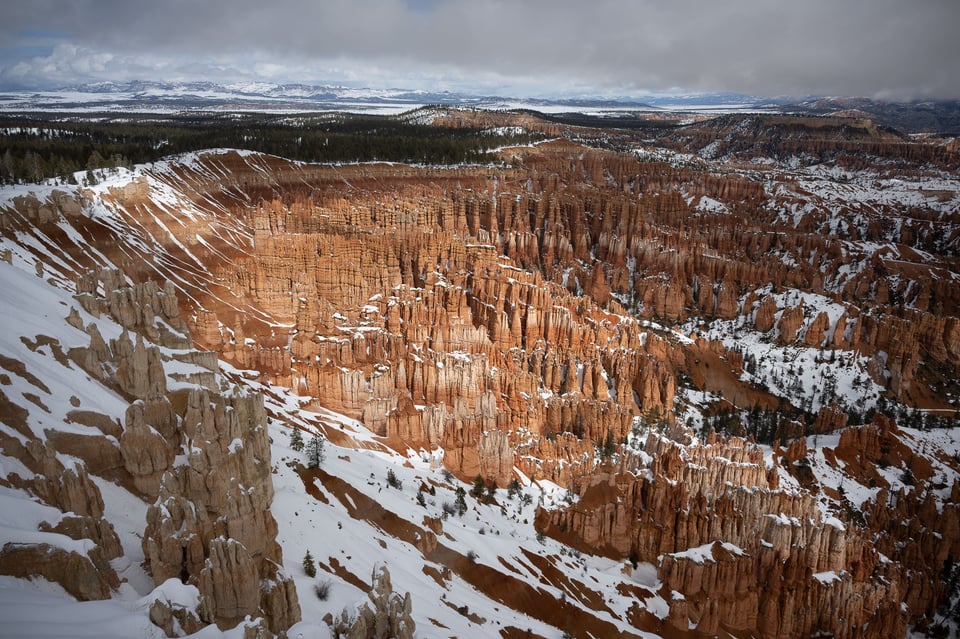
[3,44,164,87]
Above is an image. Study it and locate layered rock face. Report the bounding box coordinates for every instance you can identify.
[85,270,300,633]
[664,113,959,169]
[115,151,685,486]
[0,439,122,601]
[190,144,957,414]
[141,385,299,632]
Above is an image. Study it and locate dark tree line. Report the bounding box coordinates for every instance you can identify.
[0,112,544,184]
[703,401,958,446]
[702,405,813,444]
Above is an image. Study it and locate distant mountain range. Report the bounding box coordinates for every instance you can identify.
[0,80,780,114]
[0,81,958,133]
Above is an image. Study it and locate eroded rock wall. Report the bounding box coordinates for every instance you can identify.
[535,423,958,638]
[0,266,299,635]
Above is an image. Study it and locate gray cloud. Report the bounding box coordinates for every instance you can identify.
[1,0,958,98]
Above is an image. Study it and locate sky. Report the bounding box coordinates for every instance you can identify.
[0,0,958,100]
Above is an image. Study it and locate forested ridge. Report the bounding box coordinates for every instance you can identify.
[0,111,543,184]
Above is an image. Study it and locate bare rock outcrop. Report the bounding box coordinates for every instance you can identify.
[25,445,106,519]
[142,387,300,632]
[0,433,124,601]
[148,581,206,638]
[0,543,115,601]
[753,295,778,332]
[803,310,831,347]
[325,564,415,639]
[5,269,301,635]
[120,400,178,497]
[776,304,805,344]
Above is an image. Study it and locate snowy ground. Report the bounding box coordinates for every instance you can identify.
[683,287,887,415]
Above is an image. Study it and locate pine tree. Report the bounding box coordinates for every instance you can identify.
[305,433,325,468]
[86,150,105,171]
[470,474,485,498]
[602,430,616,458]
[302,550,316,577]
[289,428,304,452]
[455,486,467,516]
[23,151,43,183]
[386,468,402,489]
[1,150,14,184]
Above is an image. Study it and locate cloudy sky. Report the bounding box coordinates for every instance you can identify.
[1,0,957,99]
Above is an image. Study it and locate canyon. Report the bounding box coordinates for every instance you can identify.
[0,109,958,638]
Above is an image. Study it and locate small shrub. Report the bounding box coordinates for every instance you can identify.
[466,550,478,563]
[441,468,455,483]
[313,579,332,601]
[416,491,426,507]
[442,501,456,517]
